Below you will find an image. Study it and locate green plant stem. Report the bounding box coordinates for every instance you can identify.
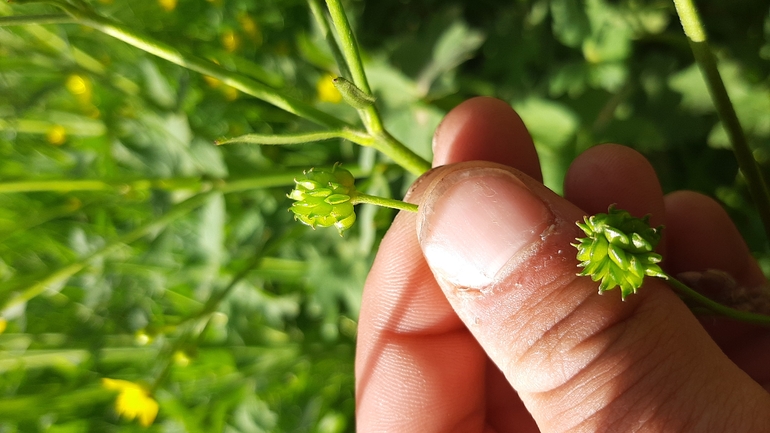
[673,0,770,246]
[0,167,373,313]
[0,167,369,195]
[0,177,212,194]
[307,0,351,79]
[0,13,73,26]
[323,0,431,175]
[11,0,349,129]
[324,0,371,95]
[0,386,114,420]
[9,2,431,174]
[666,275,770,326]
[149,234,279,393]
[0,347,158,373]
[324,0,383,134]
[351,192,418,213]
[1,191,216,315]
[215,129,374,147]
[0,179,113,193]
[0,12,140,95]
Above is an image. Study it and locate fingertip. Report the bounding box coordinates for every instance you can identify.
[433,97,542,181]
[565,144,665,227]
[664,190,765,288]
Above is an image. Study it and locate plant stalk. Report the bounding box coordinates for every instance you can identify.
[307,0,352,79]
[215,129,374,147]
[351,192,418,213]
[673,0,770,246]
[323,0,430,174]
[0,13,73,26]
[11,0,349,129]
[0,166,374,313]
[1,191,216,314]
[666,275,770,326]
[324,0,371,95]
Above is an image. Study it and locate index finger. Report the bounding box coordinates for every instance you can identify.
[355,98,542,431]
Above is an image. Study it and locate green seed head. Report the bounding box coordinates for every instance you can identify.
[572,205,667,299]
[288,165,356,235]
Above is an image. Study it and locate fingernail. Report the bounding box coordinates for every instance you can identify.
[418,168,552,288]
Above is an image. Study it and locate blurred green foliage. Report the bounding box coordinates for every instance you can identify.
[0,0,769,430]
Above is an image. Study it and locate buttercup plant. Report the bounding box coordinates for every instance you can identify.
[2,0,770,427]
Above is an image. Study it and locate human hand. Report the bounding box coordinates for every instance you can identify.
[355,97,770,432]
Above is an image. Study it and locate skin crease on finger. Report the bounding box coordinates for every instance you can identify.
[357,98,770,432]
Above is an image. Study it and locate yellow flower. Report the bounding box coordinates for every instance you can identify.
[221,30,240,52]
[173,350,191,367]
[158,0,177,12]
[317,74,342,103]
[46,125,67,145]
[102,378,159,427]
[238,13,262,45]
[0,318,7,334]
[66,74,90,97]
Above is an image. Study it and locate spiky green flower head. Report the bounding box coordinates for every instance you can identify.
[573,205,667,300]
[288,164,356,235]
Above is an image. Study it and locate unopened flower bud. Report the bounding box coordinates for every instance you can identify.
[332,77,375,109]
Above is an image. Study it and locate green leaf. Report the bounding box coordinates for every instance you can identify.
[550,0,591,48]
[140,59,177,109]
[416,20,485,95]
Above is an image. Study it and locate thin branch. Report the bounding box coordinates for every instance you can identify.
[11,0,349,129]
[307,0,351,79]
[0,14,74,26]
[0,166,357,313]
[323,0,371,95]
[215,129,374,147]
[667,276,770,326]
[1,191,216,314]
[323,0,431,174]
[673,0,770,246]
[351,193,418,213]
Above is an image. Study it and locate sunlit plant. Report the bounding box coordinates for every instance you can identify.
[1,0,770,429]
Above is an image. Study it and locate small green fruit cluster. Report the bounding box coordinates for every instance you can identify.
[573,206,666,299]
[288,165,356,234]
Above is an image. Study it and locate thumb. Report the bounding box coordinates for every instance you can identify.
[417,162,770,432]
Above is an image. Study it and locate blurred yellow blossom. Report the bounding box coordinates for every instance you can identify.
[238,13,262,45]
[158,0,177,12]
[134,330,153,346]
[317,75,342,103]
[0,318,7,334]
[203,75,220,88]
[173,351,191,367]
[66,74,90,97]
[221,30,240,52]
[102,378,159,427]
[47,125,67,145]
[203,73,238,100]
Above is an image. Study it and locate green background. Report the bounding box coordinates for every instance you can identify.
[1,0,769,430]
